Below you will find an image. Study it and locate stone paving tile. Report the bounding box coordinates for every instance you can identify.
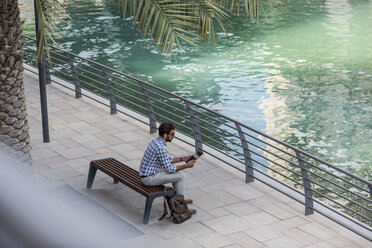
[304,241,337,248]
[31,148,60,161]
[226,232,265,248]
[113,131,144,142]
[176,222,216,238]
[209,190,242,205]
[58,138,82,148]
[98,134,124,145]
[57,146,96,160]
[298,223,338,241]
[109,143,138,153]
[124,149,146,160]
[326,236,354,247]
[194,171,226,184]
[35,166,83,181]
[66,120,90,130]
[50,124,68,130]
[202,215,255,235]
[223,202,261,216]
[207,208,231,218]
[199,181,236,193]
[192,233,234,248]
[342,245,362,248]
[223,245,243,248]
[71,134,98,143]
[184,173,209,189]
[281,228,321,246]
[156,228,184,239]
[160,236,203,248]
[242,211,279,226]
[348,238,371,248]
[244,226,283,242]
[263,236,302,248]
[249,195,277,208]
[267,217,311,232]
[31,155,67,167]
[65,157,91,169]
[208,167,236,180]
[116,233,165,248]
[225,185,265,201]
[93,147,112,154]
[187,188,225,210]
[260,203,298,220]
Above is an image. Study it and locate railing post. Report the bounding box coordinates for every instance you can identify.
[368,184,372,199]
[66,54,82,98]
[235,123,254,183]
[184,101,203,152]
[139,82,157,133]
[101,69,117,115]
[295,150,314,215]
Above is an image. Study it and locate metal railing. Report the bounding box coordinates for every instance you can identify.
[23,36,372,240]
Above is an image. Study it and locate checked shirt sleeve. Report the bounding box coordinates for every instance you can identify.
[156,146,176,173]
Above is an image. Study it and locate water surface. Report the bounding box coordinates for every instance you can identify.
[20,0,372,178]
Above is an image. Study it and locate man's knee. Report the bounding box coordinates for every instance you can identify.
[174,171,185,181]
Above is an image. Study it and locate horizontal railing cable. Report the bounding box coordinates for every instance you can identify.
[309,179,371,213]
[305,169,372,204]
[302,161,370,194]
[312,189,372,223]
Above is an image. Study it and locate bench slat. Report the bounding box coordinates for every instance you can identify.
[99,159,164,194]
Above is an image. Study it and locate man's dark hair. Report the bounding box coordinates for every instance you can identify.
[158,123,175,136]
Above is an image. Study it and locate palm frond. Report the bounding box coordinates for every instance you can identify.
[119,0,229,57]
[216,0,278,19]
[193,0,229,44]
[35,0,67,62]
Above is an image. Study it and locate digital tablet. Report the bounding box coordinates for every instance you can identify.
[186,150,203,162]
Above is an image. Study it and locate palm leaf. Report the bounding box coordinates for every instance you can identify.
[34,0,67,62]
[119,0,229,56]
[216,0,277,19]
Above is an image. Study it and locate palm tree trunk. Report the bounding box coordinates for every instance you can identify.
[0,0,31,162]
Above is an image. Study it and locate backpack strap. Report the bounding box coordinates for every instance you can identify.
[159,186,172,220]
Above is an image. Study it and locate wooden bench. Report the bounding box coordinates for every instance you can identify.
[86,157,173,224]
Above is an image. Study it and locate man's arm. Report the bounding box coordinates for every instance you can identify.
[176,160,196,172]
[157,147,177,173]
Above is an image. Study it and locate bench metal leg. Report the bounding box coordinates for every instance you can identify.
[86,165,97,189]
[143,195,156,224]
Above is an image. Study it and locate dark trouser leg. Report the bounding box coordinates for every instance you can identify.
[143,195,155,224]
[113,178,119,184]
[86,165,97,189]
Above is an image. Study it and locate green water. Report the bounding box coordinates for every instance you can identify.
[20,0,372,179]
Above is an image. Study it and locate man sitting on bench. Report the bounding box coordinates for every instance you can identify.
[139,122,197,214]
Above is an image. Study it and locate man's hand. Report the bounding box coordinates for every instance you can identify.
[186,160,196,168]
[182,155,194,162]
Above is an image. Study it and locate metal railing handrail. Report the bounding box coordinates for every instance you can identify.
[23,36,372,240]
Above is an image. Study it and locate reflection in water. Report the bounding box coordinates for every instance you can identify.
[19,0,371,179]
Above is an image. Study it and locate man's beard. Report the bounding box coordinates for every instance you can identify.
[166,136,172,142]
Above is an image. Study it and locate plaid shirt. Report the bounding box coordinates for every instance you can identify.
[139,137,176,176]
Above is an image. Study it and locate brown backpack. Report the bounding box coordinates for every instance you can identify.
[159,187,192,224]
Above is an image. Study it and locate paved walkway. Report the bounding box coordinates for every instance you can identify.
[23,70,370,248]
